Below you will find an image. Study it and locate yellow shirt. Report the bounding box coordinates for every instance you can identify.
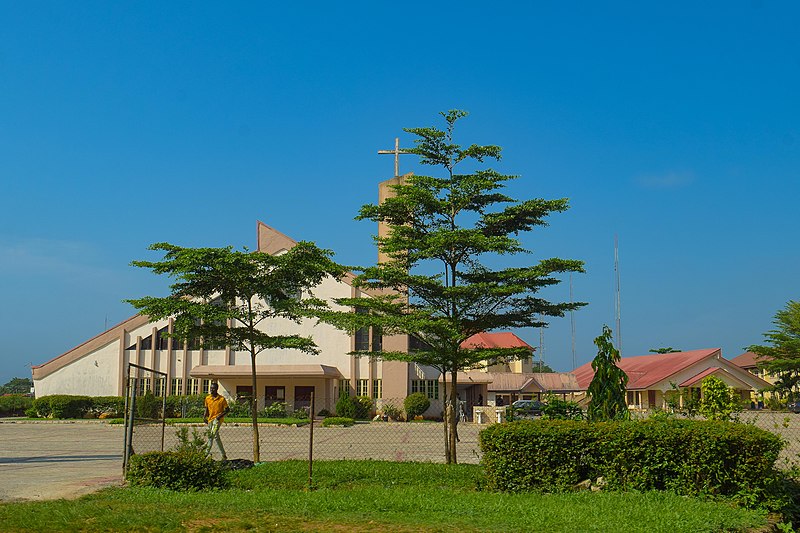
[205,394,228,422]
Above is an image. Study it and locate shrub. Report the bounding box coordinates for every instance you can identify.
[31,395,93,419]
[263,402,287,418]
[292,407,310,419]
[227,400,253,418]
[126,450,228,491]
[322,417,355,427]
[317,409,332,418]
[480,419,784,502]
[136,392,162,419]
[381,402,403,420]
[90,396,124,418]
[173,426,209,454]
[0,394,33,417]
[404,393,430,420]
[335,395,373,420]
[541,395,584,420]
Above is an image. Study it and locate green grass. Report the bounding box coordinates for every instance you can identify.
[103,417,309,425]
[0,461,767,532]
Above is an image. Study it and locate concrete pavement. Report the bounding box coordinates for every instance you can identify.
[0,420,124,502]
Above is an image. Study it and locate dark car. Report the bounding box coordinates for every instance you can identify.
[788,401,800,414]
[512,399,544,417]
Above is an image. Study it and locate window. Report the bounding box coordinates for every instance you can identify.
[171,378,183,395]
[411,380,439,400]
[140,335,152,350]
[357,379,369,397]
[408,336,432,353]
[372,327,382,352]
[373,379,382,399]
[236,386,253,404]
[138,378,151,394]
[339,379,351,398]
[154,378,166,397]
[202,379,212,395]
[188,378,200,395]
[156,327,182,350]
[265,386,285,406]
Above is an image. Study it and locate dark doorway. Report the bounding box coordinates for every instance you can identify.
[294,386,315,410]
[265,386,285,406]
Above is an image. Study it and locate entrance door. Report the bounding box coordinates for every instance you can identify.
[265,386,285,406]
[294,386,315,411]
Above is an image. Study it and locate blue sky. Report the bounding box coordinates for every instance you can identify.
[2,2,798,385]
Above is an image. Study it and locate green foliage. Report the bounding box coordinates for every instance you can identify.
[404,392,431,419]
[173,426,209,454]
[292,407,310,419]
[699,375,741,421]
[748,300,800,400]
[90,396,125,417]
[540,394,584,420]
[380,402,403,420]
[335,395,372,420]
[164,395,206,418]
[136,392,162,419]
[31,395,93,418]
[317,110,585,463]
[317,408,332,418]
[480,419,783,504]
[263,402,287,418]
[0,394,33,416]
[226,401,254,418]
[321,417,355,427]
[649,347,680,354]
[0,377,32,395]
[125,450,228,491]
[587,326,629,421]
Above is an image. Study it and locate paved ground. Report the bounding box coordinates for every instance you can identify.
[0,421,124,502]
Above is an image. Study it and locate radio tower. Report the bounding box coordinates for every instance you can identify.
[614,235,622,355]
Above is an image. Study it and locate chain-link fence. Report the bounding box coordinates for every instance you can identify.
[123,363,167,472]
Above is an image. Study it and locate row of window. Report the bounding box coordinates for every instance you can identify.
[339,379,383,399]
[411,379,439,400]
[131,377,212,397]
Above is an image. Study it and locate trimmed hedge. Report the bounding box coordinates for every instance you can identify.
[31,395,93,418]
[0,394,33,417]
[126,450,228,491]
[480,419,783,500]
[404,393,430,420]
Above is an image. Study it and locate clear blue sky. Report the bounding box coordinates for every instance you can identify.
[2,2,798,385]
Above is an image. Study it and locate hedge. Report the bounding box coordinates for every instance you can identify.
[0,394,33,417]
[479,419,784,500]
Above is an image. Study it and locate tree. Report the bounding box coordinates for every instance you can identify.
[587,325,629,421]
[649,347,680,354]
[0,377,33,395]
[748,300,800,401]
[128,242,342,462]
[532,362,556,373]
[318,110,585,463]
[699,375,739,421]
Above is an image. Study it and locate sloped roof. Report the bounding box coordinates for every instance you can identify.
[731,351,771,369]
[530,372,581,392]
[190,364,343,379]
[461,332,533,350]
[486,372,537,392]
[678,366,755,389]
[573,348,722,390]
[437,371,494,384]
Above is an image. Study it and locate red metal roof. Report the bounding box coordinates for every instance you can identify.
[730,351,771,369]
[461,332,533,350]
[573,348,722,390]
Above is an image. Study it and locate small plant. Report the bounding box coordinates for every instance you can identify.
[317,409,332,418]
[404,393,430,420]
[336,395,374,419]
[263,402,287,418]
[540,394,584,420]
[322,417,355,427]
[174,426,208,454]
[292,407,310,419]
[381,403,403,420]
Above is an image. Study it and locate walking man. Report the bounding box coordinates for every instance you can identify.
[203,381,229,461]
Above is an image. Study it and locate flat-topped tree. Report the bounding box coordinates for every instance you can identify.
[128,241,343,462]
[320,110,585,464]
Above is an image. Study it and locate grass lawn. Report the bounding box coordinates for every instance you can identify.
[0,461,767,532]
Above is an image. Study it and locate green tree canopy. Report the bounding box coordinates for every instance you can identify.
[128,241,343,461]
[587,325,629,422]
[649,347,680,354]
[318,110,585,462]
[748,299,800,400]
[0,377,33,395]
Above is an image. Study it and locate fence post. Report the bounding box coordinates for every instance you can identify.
[307,391,315,491]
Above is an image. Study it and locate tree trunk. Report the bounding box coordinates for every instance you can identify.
[250,350,260,463]
[448,369,459,464]
[442,375,450,462]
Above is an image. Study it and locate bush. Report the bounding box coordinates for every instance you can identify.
[541,395,584,420]
[90,396,124,418]
[317,409,332,418]
[263,402,287,418]
[479,419,784,502]
[227,400,254,418]
[31,395,93,419]
[136,392,162,419]
[404,393,430,420]
[126,450,228,491]
[381,402,403,420]
[335,395,373,420]
[321,417,355,427]
[0,395,33,417]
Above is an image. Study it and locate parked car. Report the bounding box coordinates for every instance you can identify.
[788,401,800,414]
[512,399,543,417]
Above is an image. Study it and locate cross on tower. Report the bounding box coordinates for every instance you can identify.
[377,137,411,177]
